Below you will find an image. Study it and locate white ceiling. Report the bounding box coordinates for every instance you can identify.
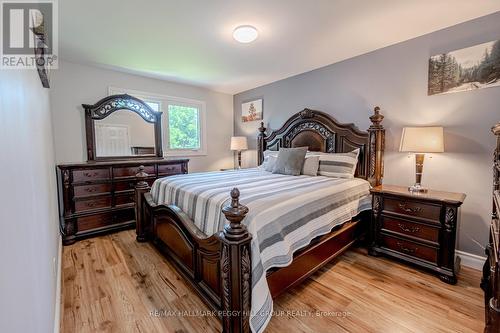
[59,0,500,94]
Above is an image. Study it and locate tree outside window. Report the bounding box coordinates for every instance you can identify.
[168,104,200,150]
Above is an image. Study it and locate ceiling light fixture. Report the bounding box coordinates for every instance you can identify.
[233,25,258,43]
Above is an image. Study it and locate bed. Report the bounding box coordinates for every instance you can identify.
[134,107,385,333]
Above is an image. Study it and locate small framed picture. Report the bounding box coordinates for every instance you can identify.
[241,99,263,122]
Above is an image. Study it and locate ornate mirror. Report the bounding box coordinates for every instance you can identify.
[83,94,163,161]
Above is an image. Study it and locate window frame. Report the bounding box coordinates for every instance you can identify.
[108,86,207,156]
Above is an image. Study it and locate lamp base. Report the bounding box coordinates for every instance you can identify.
[408,184,428,193]
[408,153,428,193]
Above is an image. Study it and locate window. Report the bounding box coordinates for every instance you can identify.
[167,103,200,150]
[145,101,160,112]
[108,87,206,156]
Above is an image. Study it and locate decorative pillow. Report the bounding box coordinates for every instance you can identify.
[301,155,320,176]
[272,147,308,176]
[316,149,360,178]
[260,150,279,169]
[264,150,279,158]
[264,155,278,172]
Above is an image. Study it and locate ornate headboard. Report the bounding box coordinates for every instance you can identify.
[257,107,385,186]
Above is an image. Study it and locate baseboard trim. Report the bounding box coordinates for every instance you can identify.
[54,236,62,333]
[456,250,486,271]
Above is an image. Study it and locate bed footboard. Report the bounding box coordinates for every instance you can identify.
[135,169,252,333]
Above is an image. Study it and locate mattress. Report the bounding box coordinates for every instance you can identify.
[151,168,371,333]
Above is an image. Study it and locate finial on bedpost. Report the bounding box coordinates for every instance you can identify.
[135,165,151,242]
[258,122,266,134]
[257,122,267,165]
[219,188,252,333]
[136,165,149,188]
[230,188,241,208]
[369,106,384,129]
[222,188,250,241]
[368,107,385,187]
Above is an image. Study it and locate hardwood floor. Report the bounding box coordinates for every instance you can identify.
[61,230,484,333]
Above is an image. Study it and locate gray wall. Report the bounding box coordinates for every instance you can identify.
[0,70,60,332]
[234,12,500,256]
[51,61,235,172]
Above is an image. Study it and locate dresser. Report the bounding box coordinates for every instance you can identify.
[369,185,465,284]
[57,159,188,245]
[482,121,500,333]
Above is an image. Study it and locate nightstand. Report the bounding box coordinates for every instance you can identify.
[369,185,466,284]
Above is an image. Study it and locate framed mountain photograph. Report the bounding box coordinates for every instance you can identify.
[241,99,263,122]
[428,40,500,95]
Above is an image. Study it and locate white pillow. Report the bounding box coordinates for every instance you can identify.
[301,155,320,176]
[260,150,279,170]
[315,149,360,178]
[264,155,278,172]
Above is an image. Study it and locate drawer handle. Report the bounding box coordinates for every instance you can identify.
[86,202,97,207]
[398,202,423,214]
[398,223,420,233]
[83,172,99,178]
[85,187,97,193]
[396,242,417,254]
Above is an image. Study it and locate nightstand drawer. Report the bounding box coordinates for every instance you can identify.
[381,216,439,243]
[380,234,438,264]
[384,197,441,222]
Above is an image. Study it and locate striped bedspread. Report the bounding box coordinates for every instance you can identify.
[151,168,371,333]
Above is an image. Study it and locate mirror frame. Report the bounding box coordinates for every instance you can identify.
[83,94,163,161]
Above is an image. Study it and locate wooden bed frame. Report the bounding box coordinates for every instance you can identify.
[134,107,385,333]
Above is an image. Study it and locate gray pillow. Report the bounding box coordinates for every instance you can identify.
[272,147,308,176]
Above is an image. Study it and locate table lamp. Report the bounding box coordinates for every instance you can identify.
[399,127,444,193]
[230,136,248,169]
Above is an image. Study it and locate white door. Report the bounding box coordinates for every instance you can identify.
[95,124,131,156]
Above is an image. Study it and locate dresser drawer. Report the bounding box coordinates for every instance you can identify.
[114,178,155,192]
[74,196,112,213]
[158,163,183,176]
[73,183,112,197]
[113,165,155,178]
[76,209,135,232]
[115,193,135,207]
[380,234,438,264]
[72,168,110,182]
[381,216,439,243]
[384,197,441,222]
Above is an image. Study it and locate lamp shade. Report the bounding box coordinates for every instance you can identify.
[230,136,248,151]
[399,127,444,153]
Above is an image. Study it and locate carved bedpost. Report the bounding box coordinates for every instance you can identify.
[257,122,267,165]
[219,188,252,333]
[135,166,151,242]
[484,122,500,332]
[367,106,385,187]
